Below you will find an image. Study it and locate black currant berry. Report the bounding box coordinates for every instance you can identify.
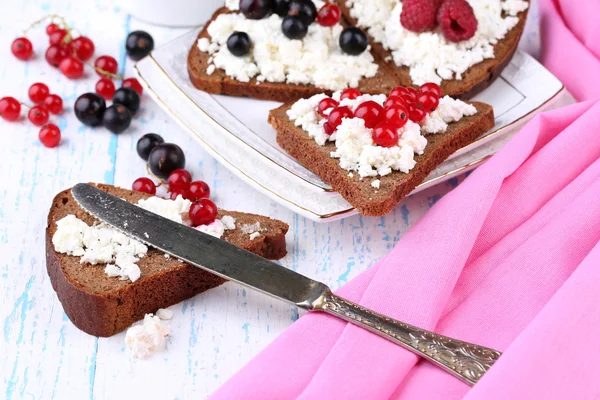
[273,0,290,16]
[103,104,132,134]
[288,0,317,25]
[227,32,251,57]
[339,27,369,56]
[148,143,186,179]
[240,0,273,20]
[136,133,164,161]
[74,93,106,126]
[282,16,308,40]
[113,87,141,115]
[125,31,155,61]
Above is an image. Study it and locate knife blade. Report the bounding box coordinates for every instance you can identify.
[71,183,501,386]
[71,183,328,309]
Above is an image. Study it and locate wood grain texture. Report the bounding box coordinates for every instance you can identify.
[0,0,540,399]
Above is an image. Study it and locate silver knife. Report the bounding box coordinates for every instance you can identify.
[72,183,501,385]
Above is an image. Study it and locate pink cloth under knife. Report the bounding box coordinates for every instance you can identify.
[211,1,600,398]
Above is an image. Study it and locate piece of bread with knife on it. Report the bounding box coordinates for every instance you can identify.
[336,0,530,99]
[269,84,495,216]
[46,184,289,337]
[188,2,403,102]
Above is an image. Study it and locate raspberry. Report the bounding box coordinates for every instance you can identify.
[437,0,478,42]
[400,0,439,33]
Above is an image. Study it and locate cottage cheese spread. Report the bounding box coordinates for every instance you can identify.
[225,0,326,11]
[197,11,378,91]
[125,313,171,360]
[345,0,529,85]
[53,196,237,282]
[287,92,477,178]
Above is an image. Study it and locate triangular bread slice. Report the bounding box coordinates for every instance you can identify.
[46,184,288,337]
[187,7,403,102]
[269,102,494,216]
[335,1,530,99]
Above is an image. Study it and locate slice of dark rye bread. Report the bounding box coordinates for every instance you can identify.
[187,7,402,102]
[46,184,289,337]
[270,102,494,216]
[336,1,530,100]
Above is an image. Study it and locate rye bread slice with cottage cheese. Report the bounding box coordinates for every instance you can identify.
[46,184,288,337]
[335,0,529,99]
[187,7,402,102]
[269,102,494,216]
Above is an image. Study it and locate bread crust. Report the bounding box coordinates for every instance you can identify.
[270,102,495,216]
[46,184,288,337]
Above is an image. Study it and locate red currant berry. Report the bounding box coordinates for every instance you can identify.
[417,92,439,111]
[122,78,143,96]
[45,44,70,68]
[11,38,33,61]
[402,87,418,104]
[59,56,84,79]
[317,4,341,27]
[340,88,361,101]
[95,78,116,100]
[186,181,210,201]
[323,122,334,135]
[132,177,156,195]
[44,94,63,115]
[390,86,409,98]
[419,82,442,98]
[372,121,399,148]
[28,105,50,127]
[318,97,338,117]
[95,56,118,77]
[327,106,353,130]
[409,105,427,122]
[39,124,61,148]
[46,23,60,36]
[189,198,218,227]
[354,100,384,129]
[28,83,50,104]
[384,104,409,128]
[167,169,192,192]
[383,95,407,109]
[72,36,95,61]
[0,97,21,121]
[170,190,187,200]
[49,29,68,46]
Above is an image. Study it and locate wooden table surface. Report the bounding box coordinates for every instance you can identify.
[0,0,540,399]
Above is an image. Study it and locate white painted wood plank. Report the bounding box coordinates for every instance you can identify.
[0,1,465,399]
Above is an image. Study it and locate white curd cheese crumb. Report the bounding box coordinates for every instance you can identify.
[125,314,170,360]
[136,195,192,225]
[164,254,170,259]
[249,232,260,241]
[241,222,262,234]
[196,219,226,238]
[155,308,173,320]
[221,215,236,230]
[371,180,381,189]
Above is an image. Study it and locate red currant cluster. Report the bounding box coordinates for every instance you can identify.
[0,83,65,148]
[10,16,144,99]
[132,134,218,227]
[317,82,442,148]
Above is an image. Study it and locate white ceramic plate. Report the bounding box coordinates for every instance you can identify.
[135,28,573,222]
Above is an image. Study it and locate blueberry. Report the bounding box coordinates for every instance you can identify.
[137,133,164,161]
[288,0,317,25]
[273,0,290,16]
[282,16,308,40]
[125,31,154,61]
[227,32,251,57]
[339,27,369,56]
[112,87,140,115]
[74,93,106,126]
[103,104,132,134]
[240,0,273,19]
[148,143,186,179]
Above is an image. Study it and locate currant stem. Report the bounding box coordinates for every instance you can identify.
[19,102,32,110]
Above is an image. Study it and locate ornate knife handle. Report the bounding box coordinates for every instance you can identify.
[313,290,501,386]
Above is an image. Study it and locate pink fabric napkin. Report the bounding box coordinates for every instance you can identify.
[211,2,600,398]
